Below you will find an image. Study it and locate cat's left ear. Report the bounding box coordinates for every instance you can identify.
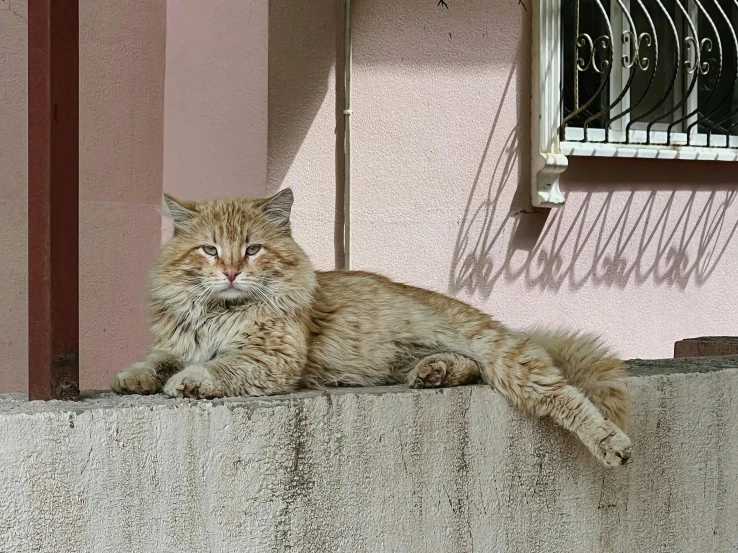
[261,188,294,232]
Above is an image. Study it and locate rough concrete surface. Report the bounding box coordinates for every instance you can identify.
[1,363,737,553]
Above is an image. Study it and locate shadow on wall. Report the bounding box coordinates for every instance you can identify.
[451,144,738,297]
[268,0,532,195]
[267,0,338,192]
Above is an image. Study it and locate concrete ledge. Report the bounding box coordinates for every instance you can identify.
[2,360,737,553]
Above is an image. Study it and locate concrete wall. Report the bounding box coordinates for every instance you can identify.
[0,0,165,392]
[2,361,737,552]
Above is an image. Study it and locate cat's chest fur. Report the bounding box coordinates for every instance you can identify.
[154,306,263,363]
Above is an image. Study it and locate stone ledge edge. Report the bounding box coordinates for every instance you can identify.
[1,356,736,417]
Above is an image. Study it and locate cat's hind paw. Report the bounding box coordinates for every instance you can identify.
[408,359,447,388]
[597,422,632,467]
[163,365,224,399]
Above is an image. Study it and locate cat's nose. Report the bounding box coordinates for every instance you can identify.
[223,270,241,282]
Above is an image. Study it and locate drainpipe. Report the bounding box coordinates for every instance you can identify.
[343,0,352,270]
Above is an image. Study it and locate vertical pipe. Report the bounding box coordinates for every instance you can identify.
[28,0,80,400]
[343,0,352,270]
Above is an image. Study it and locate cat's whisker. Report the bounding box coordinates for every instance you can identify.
[249,286,285,319]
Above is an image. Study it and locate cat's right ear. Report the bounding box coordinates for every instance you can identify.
[163,194,198,230]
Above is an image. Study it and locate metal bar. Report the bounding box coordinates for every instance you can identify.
[702,0,738,145]
[28,0,80,400]
[583,0,642,141]
[561,0,738,150]
[626,0,680,144]
[608,0,661,141]
[666,0,723,143]
[645,0,701,142]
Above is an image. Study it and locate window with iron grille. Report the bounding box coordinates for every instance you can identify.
[531,0,738,208]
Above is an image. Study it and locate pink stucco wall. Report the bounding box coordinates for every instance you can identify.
[163,0,335,267]
[2,0,735,393]
[0,0,165,391]
[163,0,268,200]
[267,0,341,270]
[347,0,737,359]
[162,0,269,245]
[266,0,737,360]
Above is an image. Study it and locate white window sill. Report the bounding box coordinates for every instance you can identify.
[561,141,738,162]
[561,127,738,161]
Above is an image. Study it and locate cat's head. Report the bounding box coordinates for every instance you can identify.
[151,189,315,310]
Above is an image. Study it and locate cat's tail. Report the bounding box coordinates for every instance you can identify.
[522,328,630,430]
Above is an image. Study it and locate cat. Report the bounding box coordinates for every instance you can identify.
[111,189,631,467]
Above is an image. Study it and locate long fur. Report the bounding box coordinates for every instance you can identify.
[523,329,630,430]
[111,189,632,467]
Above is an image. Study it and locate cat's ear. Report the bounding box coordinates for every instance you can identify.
[261,188,294,232]
[163,194,198,230]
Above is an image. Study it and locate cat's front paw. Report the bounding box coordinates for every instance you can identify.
[163,365,224,399]
[596,421,632,467]
[111,362,160,395]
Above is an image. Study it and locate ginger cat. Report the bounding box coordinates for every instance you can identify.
[111,189,631,467]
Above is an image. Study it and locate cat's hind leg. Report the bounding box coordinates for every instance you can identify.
[407,352,482,389]
[484,338,631,467]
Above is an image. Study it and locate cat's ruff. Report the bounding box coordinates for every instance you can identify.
[111,189,631,467]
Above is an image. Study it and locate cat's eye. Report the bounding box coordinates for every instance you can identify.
[201,245,218,256]
[245,244,262,256]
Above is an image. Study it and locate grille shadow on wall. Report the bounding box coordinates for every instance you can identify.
[450,56,738,297]
[451,160,738,297]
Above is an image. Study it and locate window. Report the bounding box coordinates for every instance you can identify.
[531,0,738,208]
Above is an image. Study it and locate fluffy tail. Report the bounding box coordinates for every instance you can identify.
[523,329,630,430]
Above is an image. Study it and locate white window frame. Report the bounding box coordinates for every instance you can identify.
[531,0,738,209]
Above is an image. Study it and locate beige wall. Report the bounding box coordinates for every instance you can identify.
[0,0,166,391]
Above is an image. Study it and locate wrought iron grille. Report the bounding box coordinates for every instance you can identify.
[561,0,738,149]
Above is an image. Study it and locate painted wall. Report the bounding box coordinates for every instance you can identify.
[165,0,737,360]
[163,0,268,201]
[165,0,340,268]
[0,0,29,392]
[2,0,736,392]
[2,363,738,551]
[345,0,738,359]
[161,0,269,239]
[0,0,165,391]
[267,0,342,270]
